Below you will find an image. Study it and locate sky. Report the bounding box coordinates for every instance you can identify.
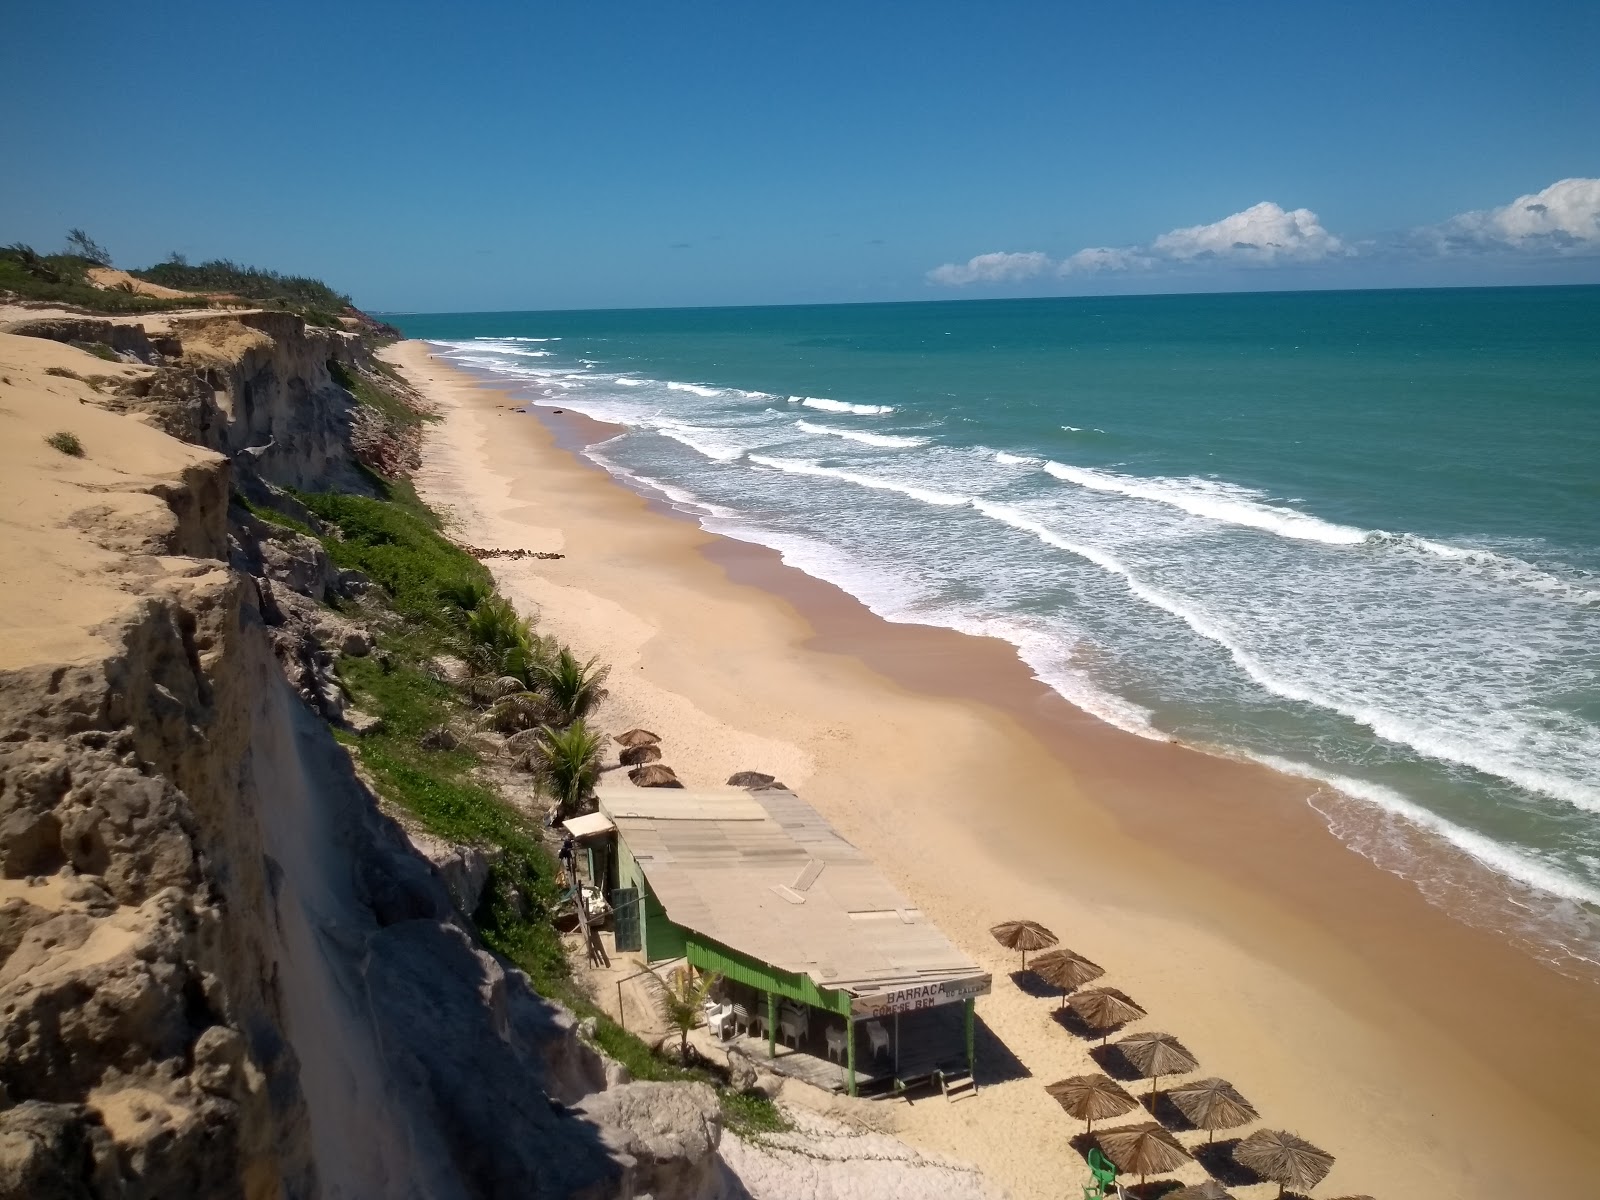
[2,0,1598,312]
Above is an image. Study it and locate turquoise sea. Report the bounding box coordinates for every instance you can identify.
[394,287,1600,975]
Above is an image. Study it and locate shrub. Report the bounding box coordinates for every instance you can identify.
[45,431,83,457]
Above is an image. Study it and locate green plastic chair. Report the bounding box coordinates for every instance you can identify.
[1082,1147,1117,1199]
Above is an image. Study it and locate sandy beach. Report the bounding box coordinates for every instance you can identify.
[389,340,1600,1200]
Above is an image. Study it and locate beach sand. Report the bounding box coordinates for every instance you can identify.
[389,341,1600,1200]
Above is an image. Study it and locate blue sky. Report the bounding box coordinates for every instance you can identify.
[2,0,1597,311]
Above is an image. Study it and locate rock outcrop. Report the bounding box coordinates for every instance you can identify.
[0,327,727,1199]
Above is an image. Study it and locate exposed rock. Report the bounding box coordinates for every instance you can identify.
[404,830,496,916]
[419,725,459,751]
[427,653,470,685]
[575,1081,723,1200]
[343,708,383,735]
[339,627,374,657]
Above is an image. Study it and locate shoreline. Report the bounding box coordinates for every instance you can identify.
[390,341,1600,1199]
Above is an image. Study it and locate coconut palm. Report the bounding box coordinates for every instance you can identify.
[528,721,603,815]
[486,688,563,733]
[532,647,610,727]
[654,965,722,1064]
[438,575,493,621]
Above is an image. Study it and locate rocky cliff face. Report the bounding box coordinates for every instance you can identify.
[0,321,724,1199]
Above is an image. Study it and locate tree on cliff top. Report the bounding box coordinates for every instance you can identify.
[64,228,112,266]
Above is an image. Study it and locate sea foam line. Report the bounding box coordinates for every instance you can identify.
[748,455,968,506]
[971,499,1600,814]
[787,396,895,416]
[794,419,928,448]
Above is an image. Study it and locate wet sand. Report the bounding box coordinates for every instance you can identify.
[389,341,1600,1200]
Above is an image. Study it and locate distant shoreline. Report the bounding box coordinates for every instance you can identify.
[391,339,1600,1199]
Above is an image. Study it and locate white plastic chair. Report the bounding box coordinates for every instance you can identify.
[864,1020,890,1060]
[824,1025,848,1063]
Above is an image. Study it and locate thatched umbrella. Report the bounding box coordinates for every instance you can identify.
[1045,1074,1138,1132]
[614,728,661,748]
[1168,1077,1258,1143]
[1116,1031,1198,1102]
[1234,1129,1336,1197]
[1067,987,1147,1043]
[1169,1182,1233,1200]
[1095,1122,1192,1190]
[1030,948,1105,1008]
[726,770,775,788]
[620,743,662,767]
[990,919,1058,968]
[629,763,683,788]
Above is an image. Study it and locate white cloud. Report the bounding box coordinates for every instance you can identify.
[1146,201,1343,265]
[926,251,1052,286]
[1425,178,1600,254]
[929,201,1343,285]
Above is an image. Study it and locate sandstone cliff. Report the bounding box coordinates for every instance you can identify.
[0,322,723,1199]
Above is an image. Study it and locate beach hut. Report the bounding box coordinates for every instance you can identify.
[1045,1073,1138,1132]
[1116,1030,1198,1102]
[990,919,1058,968]
[1029,948,1105,1007]
[596,785,991,1097]
[614,728,661,748]
[1095,1121,1193,1191]
[1234,1129,1336,1197]
[1067,987,1147,1043]
[1167,1077,1258,1143]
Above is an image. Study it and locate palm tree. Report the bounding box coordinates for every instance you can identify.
[654,965,722,1064]
[486,688,562,733]
[438,575,492,621]
[528,721,603,815]
[532,647,610,727]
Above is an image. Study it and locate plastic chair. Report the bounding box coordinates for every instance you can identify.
[1082,1147,1117,1199]
[864,1020,891,1060]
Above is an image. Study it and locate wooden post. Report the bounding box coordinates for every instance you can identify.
[846,1016,857,1097]
[964,997,976,1080]
[766,990,776,1059]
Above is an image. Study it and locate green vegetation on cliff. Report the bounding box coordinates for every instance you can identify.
[0,244,196,313]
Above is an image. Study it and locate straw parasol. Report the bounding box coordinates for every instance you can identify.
[1095,1122,1192,1190]
[1116,1031,1198,1102]
[629,763,683,788]
[1169,1183,1233,1200]
[614,728,661,748]
[726,771,775,788]
[990,919,1059,968]
[1234,1129,1336,1197]
[1045,1074,1139,1132]
[1030,948,1105,1007]
[620,744,662,767]
[1167,1077,1259,1143]
[1067,987,1147,1043]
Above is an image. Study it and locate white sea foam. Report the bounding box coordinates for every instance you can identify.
[787,396,896,415]
[655,422,747,463]
[1043,461,1368,544]
[1061,425,1083,433]
[794,419,928,448]
[614,377,647,387]
[749,455,968,507]
[584,451,741,518]
[993,451,1039,466]
[1252,753,1600,908]
[666,381,724,398]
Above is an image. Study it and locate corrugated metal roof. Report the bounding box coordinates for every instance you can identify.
[597,785,988,996]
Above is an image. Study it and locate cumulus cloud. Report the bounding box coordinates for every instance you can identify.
[926,251,1053,286]
[928,201,1343,285]
[1421,177,1600,255]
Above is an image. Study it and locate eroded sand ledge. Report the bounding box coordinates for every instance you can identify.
[390,338,1600,1200]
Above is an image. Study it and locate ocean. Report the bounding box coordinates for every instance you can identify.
[393,287,1600,976]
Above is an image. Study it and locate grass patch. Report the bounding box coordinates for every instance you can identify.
[719,1089,790,1137]
[132,258,349,311]
[237,496,316,538]
[295,490,489,627]
[68,340,119,362]
[329,358,431,429]
[0,249,200,314]
[45,431,83,457]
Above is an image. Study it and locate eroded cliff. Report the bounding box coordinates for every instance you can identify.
[0,321,723,1199]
